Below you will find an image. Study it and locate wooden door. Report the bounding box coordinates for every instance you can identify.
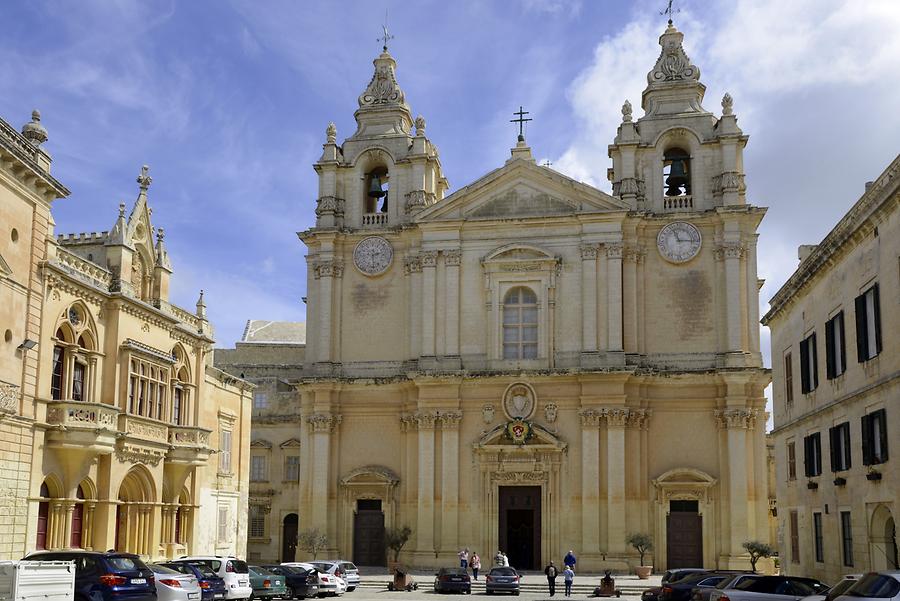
[667,512,703,568]
[282,514,298,562]
[353,508,386,566]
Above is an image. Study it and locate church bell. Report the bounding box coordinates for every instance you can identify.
[368,175,386,198]
[665,158,689,196]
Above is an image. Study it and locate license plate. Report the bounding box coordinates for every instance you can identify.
[188,594,199,600]
[215,595,225,599]
[131,578,146,584]
[240,580,249,585]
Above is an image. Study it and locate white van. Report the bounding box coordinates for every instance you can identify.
[171,556,252,601]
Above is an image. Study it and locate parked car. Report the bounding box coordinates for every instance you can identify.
[262,564,320,599]
[25,550,157,601]
[644,587,663,601]
[247,566,289,600]
[434,567,471,594]
[691,574,754,601]
[171,556,252,601]
[800,574,863,601]
[161,562,228,601]
[664,570,711,585]
[709,575,827,601]
[663,572,732,601]
[485,566,521,595]
[149,563,202,601]
[834,572,900,601]
[281,563,342,597]
[312,561,360,592]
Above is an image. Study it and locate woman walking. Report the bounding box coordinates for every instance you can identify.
[471,552,481,580]
[563,565,574,597]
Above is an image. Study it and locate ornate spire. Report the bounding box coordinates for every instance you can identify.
[641,22,707,116]
[647,22,700,86]
[136,165,152,191]
[196,289,207,319]
[358,48,408,110]
[155,227,172,271]
[106,202,130,247]
[21,109,48,147]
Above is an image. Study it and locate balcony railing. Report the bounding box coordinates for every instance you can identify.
[663,195,693,210]
[46,400,119,429]
[169,425,211,448]
[119,414,168,444]
[362,212,389,226]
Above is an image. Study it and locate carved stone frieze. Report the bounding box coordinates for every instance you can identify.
[498,261,543,272]
[116,444,165,467]
[0,381,19,416]
[306,413,342,433]
[713,408,758,430]
[491,469,547,483]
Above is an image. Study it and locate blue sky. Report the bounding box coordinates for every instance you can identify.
[2,0,898,377]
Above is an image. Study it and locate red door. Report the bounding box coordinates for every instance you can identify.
[36,501,49,549]
[70,503,83,547]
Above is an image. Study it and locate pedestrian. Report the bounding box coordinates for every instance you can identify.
[501,551,510,567]
[544,560,558,596]
[495,550,504,566]
[471,552,481,580]
[563,565,574,597]
[564,549,577,570]
[458,547,469,568]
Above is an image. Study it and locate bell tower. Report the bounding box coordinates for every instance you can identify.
[608,21,748,213]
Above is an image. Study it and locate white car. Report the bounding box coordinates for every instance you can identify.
[282,562,345,596]
[172,556,253,601]
[312,561,359,592]
[800,574,862,601]
[148,563,202,601]
[834,572,900,601]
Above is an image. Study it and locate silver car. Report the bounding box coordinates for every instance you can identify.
[708,575,827,601]
[149,563,202,601]
[834,572,900,601]
[315,561,360,592]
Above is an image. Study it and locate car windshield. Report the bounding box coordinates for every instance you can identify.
[826,579,859,601]
[718,576,747,589]
[149,564,180,575]
[847,575,900,598]
[107,556,141,571]
[341,563,357,571]
[677,573,715,586]
[490,568,517,576]
[278,566,306,575]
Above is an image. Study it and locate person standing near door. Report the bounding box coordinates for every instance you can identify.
[471,552,481,580]
[544,560,558,596]
[563,565,575,597]
[564,549,577,570]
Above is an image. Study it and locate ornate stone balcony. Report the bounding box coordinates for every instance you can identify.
[167,425,213,466]
[119,414,169,445]
[45,400,119,453]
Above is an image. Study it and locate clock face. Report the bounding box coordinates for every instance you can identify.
[657,222,702,263]
[353,236,393,275]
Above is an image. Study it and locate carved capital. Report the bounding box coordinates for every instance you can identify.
[580,243,599,260]
[604,243,624,260]
[414,411,439,430]
[617,177,640,198]
[715,241,745,261]
[713,408,758,430]
[315,195,345,217]
[439,410,463,429]
[624,245,646,263]
[403,254,422,275]
[443,249,462,267]
[314,259,344,278]
[579,409,601,428]
[712,171,746,196]
[306,413,342,433]
[404,190,434,214]
[604,407,630,427]
[627,408,652,429]
[399,413,416,432]
[420,250,438,268]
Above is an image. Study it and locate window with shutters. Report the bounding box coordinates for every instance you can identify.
[840,511,853,566]
[787,441,797,480]
[829,422,851,472]
[855,284,882,362]
[862,408,888,465]
[790,510,800,563]
[250,455,267,482]
[284,455,300,482]
[784,352,794,403]
[249,506,266,538]
[217,506,229,542]
[219,430,233,474]
[813,512,824,563]
[503,287,539,360]
[804,432,822,477]
[799,333,818,394]
[825,312,846,379]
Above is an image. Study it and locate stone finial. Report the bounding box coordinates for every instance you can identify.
[326,121,337,143]
[21,109,48,147]
[136,165,152,191]
[722,92,734,116]
[358,50,407,109]
[415,114,426,136]
[647,22,700,85]
[118,202,126,218]
[621,100,633,123]
[157,227,165,242]
[155,227,172,270]
[196,289,207,319]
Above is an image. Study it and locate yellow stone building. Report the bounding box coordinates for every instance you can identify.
[0,110,252,560]
[220,23,772,571]
[763,155,899,582]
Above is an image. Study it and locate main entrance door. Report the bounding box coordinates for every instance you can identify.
[667,500,703,568]
[353,500,386,566]
[282,514,298,562]
[499,486,541,570]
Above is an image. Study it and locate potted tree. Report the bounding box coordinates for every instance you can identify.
[626,533,653,579]
[742,541,775,573]
[296,527,328,560]
[385,525,413,572]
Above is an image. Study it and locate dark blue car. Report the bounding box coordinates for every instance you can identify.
[26,550,156,601]
[161,562,228,601]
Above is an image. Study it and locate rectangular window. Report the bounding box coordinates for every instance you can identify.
[51,346,64,400]
[855,284,882,362]
[790,510,800,563]
[825,311,846,379]
[172,387,182,425]
[127,358,168,418]
[72,362,85,401]
[804,432,822,477]
[784,352,794,403]
[813,512,824,563]
[841,511,853,566]
[250,455,267,482]
[787,441,797,480]
[219,430,233,473]
[217,506,228,542]
[284,456,300,482]
[249,506,265,538]
[253,392,268,409]
[862,408,889,465]
[829,422,852,472]
[799,333,818,394]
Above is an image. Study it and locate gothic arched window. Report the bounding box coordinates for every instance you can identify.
[663,147,691,197]
[503,287,538,360]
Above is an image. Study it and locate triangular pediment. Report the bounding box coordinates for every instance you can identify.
[279,438,302,449]
[475,421,567,451]
[415,159,629,222]
[250,439,273,449]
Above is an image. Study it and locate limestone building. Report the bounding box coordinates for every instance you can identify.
[222,22,772,571]
[762,155,899,582]
[0,110,252,560]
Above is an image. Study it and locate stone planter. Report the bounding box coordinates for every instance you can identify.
[635,566,653,579]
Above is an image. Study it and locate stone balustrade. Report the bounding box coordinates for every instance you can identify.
[362,212,389,226]
[119,414,169,444]
[169,425,212,448]
[46,400,119,429]
[663,195,693,210]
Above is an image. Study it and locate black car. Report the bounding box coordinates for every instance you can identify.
[644,587,663,601]
[161,561,228,601]
[25,550,157,601]
[259,565,319,599]
[485,567,520,595]
[663,572,737,601]
[434,567,471,594]
[662,570,709,585]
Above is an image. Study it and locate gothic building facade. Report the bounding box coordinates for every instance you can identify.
[223,22,772,571]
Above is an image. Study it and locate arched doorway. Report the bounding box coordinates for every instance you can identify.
[282,514,298,562]
[871,505,898,570]
[36,482,50,550]
[115,466,156,556]
[70,484,86,548]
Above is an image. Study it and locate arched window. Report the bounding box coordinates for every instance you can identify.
[70,484,85,548]
[51,329,66,401]
[171,345,191,426]
[364,166,389,214]
[36,482,50,550]
[72,335,90,402]
[503,287,538,360]
[663,147,691,197]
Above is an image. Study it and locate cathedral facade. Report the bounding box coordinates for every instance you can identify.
[225,22,771,571]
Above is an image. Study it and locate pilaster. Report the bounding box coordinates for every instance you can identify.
[420,251,438,358]
[579,409,601,553]
[605,408,628,555]
[443,249,461,359]
[580,244,599,360]
[439,411,462,553]
[306,412,342,532]
[415,411,437,553]
[605,243,624,356]
[714,408,757,565]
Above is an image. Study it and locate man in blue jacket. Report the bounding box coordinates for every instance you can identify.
[564,550,577,570]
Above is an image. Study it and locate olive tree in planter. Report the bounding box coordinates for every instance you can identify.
[296,527,329,560]
[743,541,775,573]
[385,525,413,571]
[627,532,654,579]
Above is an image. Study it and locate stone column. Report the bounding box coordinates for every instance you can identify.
[720,243,745,353]
[606,408,628,556]
[605,244,624,353]
[715,409,755,563]
[440,411,462,554]
[421,251,438,358]
[63,502,75,548]
[84,502,96,550]
[307,413,340,532]
[49,502,63,548]
[579,409,601,552]
[416,412,437,553]
[580,244,599,354]
[444,250,461,358]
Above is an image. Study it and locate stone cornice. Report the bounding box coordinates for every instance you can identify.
[763,154,900,325]
[0,117,69,199]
